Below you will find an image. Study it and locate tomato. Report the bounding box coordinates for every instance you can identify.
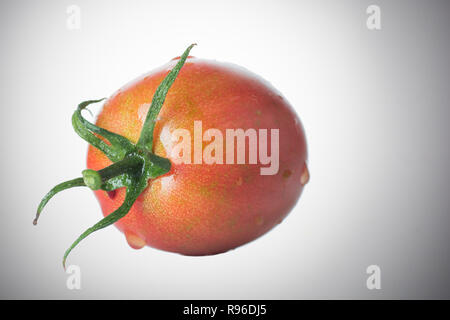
[35,45,309,265]
[87,59,308,255]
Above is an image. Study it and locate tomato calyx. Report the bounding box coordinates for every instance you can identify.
[34,44,196,268]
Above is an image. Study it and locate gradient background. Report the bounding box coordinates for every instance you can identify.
[1,0,449,299]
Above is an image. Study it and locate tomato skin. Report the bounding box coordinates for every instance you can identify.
[87,57,308,255]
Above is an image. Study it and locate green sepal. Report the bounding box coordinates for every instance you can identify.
[34,178,86,225]
[137,43,196,151]
[63,174,148,269]
[72,98,134,162]
[145,151,172,178]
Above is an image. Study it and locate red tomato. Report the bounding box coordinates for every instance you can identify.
[86,57,309,255]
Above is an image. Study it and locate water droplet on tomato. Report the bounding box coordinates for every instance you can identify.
[255,215,264,226]
[125,232,146,249]
[300,163,310,186]
[282,169,292,179]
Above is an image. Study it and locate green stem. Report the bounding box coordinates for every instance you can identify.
[81,154,147,190]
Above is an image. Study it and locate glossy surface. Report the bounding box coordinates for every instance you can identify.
[87,57,308,255]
